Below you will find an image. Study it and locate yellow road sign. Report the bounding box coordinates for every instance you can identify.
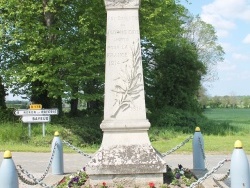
[30,104,42,110]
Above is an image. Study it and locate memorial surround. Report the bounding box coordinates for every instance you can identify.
[86,0,166,186]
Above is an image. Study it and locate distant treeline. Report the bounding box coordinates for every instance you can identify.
[6,100,29,109]
[199,95,250,108]
[7,95,250,110]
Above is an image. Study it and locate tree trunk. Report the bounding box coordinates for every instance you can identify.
[70,98,79,116]
[69,85,79,116]
[30,80,51,108]
[0,76,7,109]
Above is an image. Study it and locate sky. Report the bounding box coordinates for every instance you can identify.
[182,0,250,96]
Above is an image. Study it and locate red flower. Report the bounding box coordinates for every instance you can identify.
[149,182,155,188]
[102,182,107,186]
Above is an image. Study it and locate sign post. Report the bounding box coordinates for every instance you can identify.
[14,104,58,137]
[42,122,45,137]
[28,123,31,137]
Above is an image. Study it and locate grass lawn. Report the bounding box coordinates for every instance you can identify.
[202,108,250,154]
[152,108,250,154]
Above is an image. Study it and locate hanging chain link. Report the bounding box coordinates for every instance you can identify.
[16,169,37,185]
[189,158,229,188]
[197,137,230,188]
[213,169,230,181]
[17,142,58,185]
[17,166,55,188]
[62,140,92,159]
[162,135,193,157]
[198,137,206,163]
[213,169,230,188]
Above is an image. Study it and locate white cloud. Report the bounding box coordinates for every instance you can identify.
[200,0,250,38]
[217,61,236,71]
[238,71,250,80]
[202,0,250,21]
[232,53,249,61]
[243,34,250,44]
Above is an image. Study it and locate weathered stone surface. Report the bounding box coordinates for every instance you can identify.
[87,144,165,174]
[105,0,140,9]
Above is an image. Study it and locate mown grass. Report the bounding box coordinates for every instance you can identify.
[1,108,250,154]
[0,119,100,153]
[151,108,250,154]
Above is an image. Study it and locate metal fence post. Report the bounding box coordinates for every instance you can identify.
[51,131,64,175]
[230,140,250,188]
[0,150,19,188]
[192,127,205,170]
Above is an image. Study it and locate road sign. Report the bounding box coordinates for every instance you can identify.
[14,109,59,116]
[30,104,42,110]
[21,115,51,123]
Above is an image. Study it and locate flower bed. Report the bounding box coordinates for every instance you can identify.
[56,165,196,188]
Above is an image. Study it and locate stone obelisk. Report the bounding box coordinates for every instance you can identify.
[86,0,166,186]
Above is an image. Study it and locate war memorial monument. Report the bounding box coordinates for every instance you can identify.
[86,0,166,187]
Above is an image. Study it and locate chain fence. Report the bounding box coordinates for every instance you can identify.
[198,137,231,183]
[160,135,231,188]
[62,140,92,159]
[16,142,58,186]
[14,135,232,188]
[17,167,55,188]
[161,135,193,157]
[189,158,229,188]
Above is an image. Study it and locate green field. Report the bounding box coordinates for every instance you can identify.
[204,108,250,127]
[201,108,250,153]
[151,108,250,154]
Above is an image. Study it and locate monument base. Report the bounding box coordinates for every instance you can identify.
[86,129,166,187]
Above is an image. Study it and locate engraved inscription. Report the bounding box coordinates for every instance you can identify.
[109,60,127,66]
[107,30,139,35]
[107,45,128,50]
[107,53,127,57]
[130,106,142,111]
[107,15,137,21]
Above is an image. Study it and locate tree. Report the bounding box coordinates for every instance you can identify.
[242,96,250,108]
[198,86,209,109]
[0,0,106,115]
[209,96,221,108]
[1,0,223,117]
[183,15,224,82]
[149,39,206,112]
[140,1,206,112]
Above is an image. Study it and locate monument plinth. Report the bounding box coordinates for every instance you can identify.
[86,0,166,186]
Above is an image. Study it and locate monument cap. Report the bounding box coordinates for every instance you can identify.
[3,150,12,159]
[234,140,243,148]
[54,131,60,136]
[195,127,201,132]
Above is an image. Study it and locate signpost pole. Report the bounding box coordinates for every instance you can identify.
[42,123,45,137]
[28,123,31,137]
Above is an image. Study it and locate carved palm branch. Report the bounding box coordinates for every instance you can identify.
[111,41,143,118]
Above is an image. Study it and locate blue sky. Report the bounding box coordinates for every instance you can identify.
[182,0,250,96]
